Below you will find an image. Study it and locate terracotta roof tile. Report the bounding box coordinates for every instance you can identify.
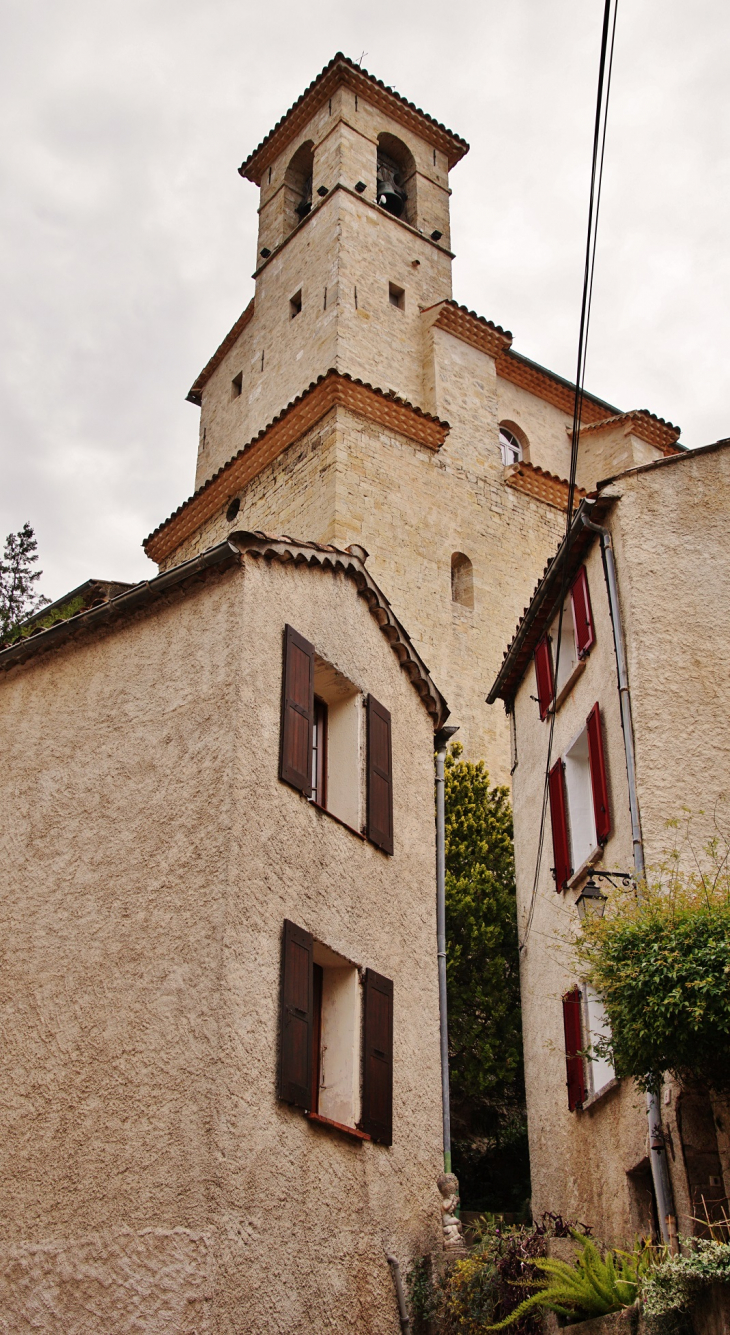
[239,53,469,184]
[146,369,450,564]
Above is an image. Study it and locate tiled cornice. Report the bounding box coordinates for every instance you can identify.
[239,53,469,184]
[145,370,450,564]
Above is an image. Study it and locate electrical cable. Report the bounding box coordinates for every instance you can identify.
[520,0,619,951]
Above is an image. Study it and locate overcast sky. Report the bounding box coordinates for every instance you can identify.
[2,0,728,601]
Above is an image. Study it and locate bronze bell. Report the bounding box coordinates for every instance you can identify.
[377,164,406,218]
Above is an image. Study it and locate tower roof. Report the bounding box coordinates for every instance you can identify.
[239,52,470,185]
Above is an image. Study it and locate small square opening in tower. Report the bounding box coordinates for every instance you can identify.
[231,371,243,399]
[388,283,405,311]
[290,289,302,319]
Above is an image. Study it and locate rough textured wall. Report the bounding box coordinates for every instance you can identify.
[510,537,648,1246]
[216,556,443,1333]
[0,554,443,1332]
[613,449,730,858]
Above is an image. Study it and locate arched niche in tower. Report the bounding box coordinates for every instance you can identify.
[376,132,417,228]
[284,140,314,236]
[451,552,474,610]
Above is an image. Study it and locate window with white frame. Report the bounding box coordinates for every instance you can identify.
[499,426,523,465]
[583,984,616,1098]
[563,725,598,872]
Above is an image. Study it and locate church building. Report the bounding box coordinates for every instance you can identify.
[146,51,683,785]
[0,53,692,1332]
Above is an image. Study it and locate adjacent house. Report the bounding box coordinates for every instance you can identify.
[488,439,730,1246]
[0,532,449,1332]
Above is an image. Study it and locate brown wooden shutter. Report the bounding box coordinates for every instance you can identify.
[562,987,587,1111]
[548,758,572,891]
[571,567,595,657]
[360,968,393,1144]
[279,919,314,1109]
[534,635,554,720]
[366,695,394,854]
[279,625,315,795]
[586,702,611,844]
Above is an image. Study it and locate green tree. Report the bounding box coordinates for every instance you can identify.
[444,743,529,1213]
[576,823,730,1094]
[0,523,49,642]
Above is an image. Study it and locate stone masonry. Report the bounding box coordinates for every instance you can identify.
[146,53,682,784]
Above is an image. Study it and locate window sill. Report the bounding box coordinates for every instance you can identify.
[554,659,586,712]
[566,846,603,891]
[309,801,366,842]
[306,1112,371,1142]
[578,1077,621,1113]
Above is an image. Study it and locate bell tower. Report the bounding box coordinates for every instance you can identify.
[187,53,469,490]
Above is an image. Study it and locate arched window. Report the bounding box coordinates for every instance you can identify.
[284,141,314,236]
[376,133,417,227]
[451,552,474,609]
[499,425,524,466]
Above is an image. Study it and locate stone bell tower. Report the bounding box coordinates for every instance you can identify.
[188,53,468,490]
[147,54,681,780]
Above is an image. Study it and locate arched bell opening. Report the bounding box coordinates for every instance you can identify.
[451,552,474,610]
[284,141,314,236]
[376,132,417,227]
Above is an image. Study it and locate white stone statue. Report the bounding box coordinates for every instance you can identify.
[437,1172,465,1250]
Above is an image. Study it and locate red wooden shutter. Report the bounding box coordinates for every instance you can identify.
[562,987,587,1111]
[586,702,611,844]
[361,968,393,1144]
[548,759,572,891]
[534,635,554,720]
[570,567,595,657]
[366,695,394,854]
[279,919,314,1109]
[279,625,315,795]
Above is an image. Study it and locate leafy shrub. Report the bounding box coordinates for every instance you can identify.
[575,821,730,1093]
[641,1237,730,1319]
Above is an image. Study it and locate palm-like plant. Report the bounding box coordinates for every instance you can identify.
[485,1235,660,1330]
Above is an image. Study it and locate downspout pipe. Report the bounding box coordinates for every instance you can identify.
[581,504,675,1245]
[385,1254,411,1333]
[435,725,459,1174]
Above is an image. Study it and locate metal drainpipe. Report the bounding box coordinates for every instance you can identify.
[581,505,676,1245]
[385,1254,411,1333]
[435,725,459,1173]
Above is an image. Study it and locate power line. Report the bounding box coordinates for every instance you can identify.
[520,0,619,952]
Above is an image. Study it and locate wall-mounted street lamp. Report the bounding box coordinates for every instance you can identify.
[575,869,633,921]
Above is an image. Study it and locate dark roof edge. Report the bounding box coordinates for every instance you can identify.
[597,436,730,489]
[486,494,615,706]
[502,349,621,417]
[0,542,241,673]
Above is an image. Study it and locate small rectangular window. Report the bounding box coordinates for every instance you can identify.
[290,289,302,319]
[231,371,243,399]
[388,282,405,311]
